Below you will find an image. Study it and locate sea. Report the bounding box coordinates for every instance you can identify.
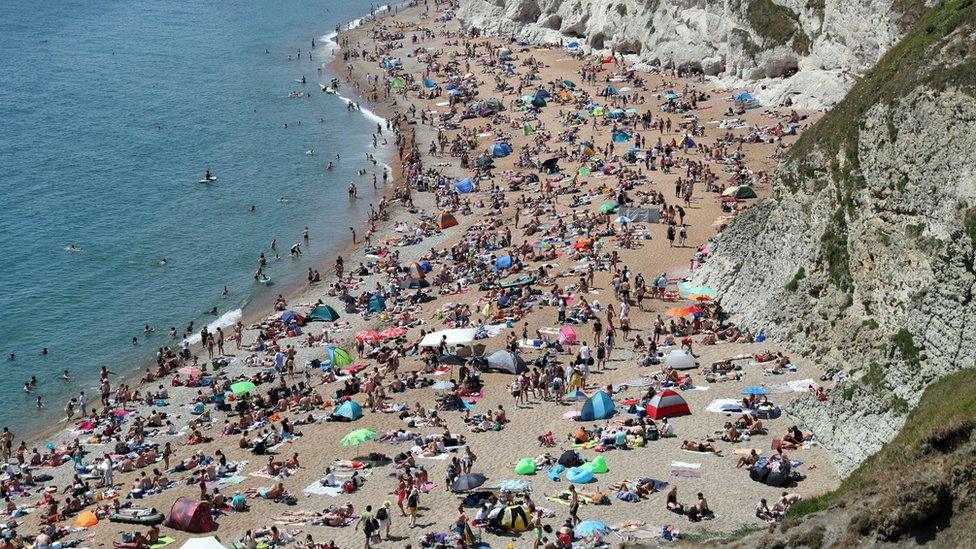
[0,0,390,436]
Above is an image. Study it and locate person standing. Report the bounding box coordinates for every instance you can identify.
[407,485,420,527]
[356,504,375,549]
[376,501,392,540]
[100,454,114,487]
[568,485,580,526]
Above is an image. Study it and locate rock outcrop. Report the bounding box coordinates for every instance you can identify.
[694,0,976,477]
[457,0,922,108]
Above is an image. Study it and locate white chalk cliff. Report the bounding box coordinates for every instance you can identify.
[457,0,918,109]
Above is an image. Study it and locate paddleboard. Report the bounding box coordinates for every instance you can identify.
[198,177,217,184]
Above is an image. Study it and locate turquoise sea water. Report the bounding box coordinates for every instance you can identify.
[0,0,387,434]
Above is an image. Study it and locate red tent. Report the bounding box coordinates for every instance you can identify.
[644,389,691,419]
[164,497,214,533]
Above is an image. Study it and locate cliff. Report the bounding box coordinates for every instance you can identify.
[457,0,924,108]
[694,0,976,478]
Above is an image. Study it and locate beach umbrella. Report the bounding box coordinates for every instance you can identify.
[741,386,768,395]
[335,400,364,421]
[379,327,407,340]
[665,306,694,318]
[432,380,456,391]
[340,428,376,447]
[558,325,577,344]
[663,350,698,371]
[614,215,632,224]
[230,381,256,396]
[325,346,353,367]
[356,329,383,343]
[179,366,203,378]
[575,520,607,537]
[451,473,487,492]
[598,202,618,213]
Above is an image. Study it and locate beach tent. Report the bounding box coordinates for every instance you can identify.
[433,211,458,229]
[74,510,99,527]
[535,88,551,99]
[367,293,386,313]
[324,346,353,368]
[579,390,615,421]
[401,278,430,289]
[485,349,527,374]
[335,400,363,421]
[565,40,580,49]
[612,130,630,143]
[644,388,691,419]
[531,97,547,108]
[558,450,584,467]
[603,86,619,96]
[540,157,560,173]
[164,498,214,533]
[454,178,475,193]
[733,91,754,103]
[475,156,495,168]
[423,79,436,88]
[180,538,227,549]
[308,304,339,322]
[722,185,757,199]
[407,261,426,279]
[493,255,513,271]
[498,505,532,532]
[491,142,513,157]
[486,99,505,112]
[419,328,479,354]
[558,325,577,344]
[663,350,698,370]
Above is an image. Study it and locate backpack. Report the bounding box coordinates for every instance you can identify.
[376,507,388,521]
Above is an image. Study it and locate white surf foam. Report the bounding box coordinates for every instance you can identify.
[186,308,242,345]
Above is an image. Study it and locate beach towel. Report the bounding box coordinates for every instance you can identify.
[150,537,176,549]
[492,479,531,491]
[207,474,246,489]
[623,378,652,387]
[669,461,702,478]
[302,481,344,498]
[787,379,816,392]
[705,398,742,414]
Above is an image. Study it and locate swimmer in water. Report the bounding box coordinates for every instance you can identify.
[62,369,70,381]
[221,286,229,298]
[249,205,256,212]
[277,197,290,203]
[326,162,334,170]
[306,149,315,156]
[132,337,138,345]
[348,183,357,197]
[41,348,48,356]
[144,324,154,334]
[67,244,79,252]
[207,306,218,315]
[159,258,168,266]
[23,382,31,394]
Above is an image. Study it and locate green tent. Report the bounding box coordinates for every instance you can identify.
[367,293,386,313]
[230,381,256,396]
[722,185,757,199]
[308,304,340,322]
[327,346,353,367]
[598,202,618,213]
[562,79,576,89]
[475,156,494,168]
[340,428,377,447]
[578,166,591,176]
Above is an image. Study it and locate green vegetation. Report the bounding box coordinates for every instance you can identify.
[732,27,762,58]
[683,524,763,542]
[787,369,976,519]
[745,0,812,54]
[785,266,806,291]
[615,3,627,16]
[862,318,879,330]
[964,207,976,249]
[890,395,910,415]
[861,361,887,391]
[821,205,853,291]
[890,328,923,370]
[790,0,976,291]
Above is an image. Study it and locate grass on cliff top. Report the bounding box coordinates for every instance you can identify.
[745,0,810,54]
[786,368,976,519]
[791,0,976,170]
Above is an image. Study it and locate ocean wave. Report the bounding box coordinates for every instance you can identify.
[186,308,242,345]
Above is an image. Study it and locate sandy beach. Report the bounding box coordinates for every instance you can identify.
[2,1,841,548]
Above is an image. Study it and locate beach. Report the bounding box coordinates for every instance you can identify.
[2,1,841,548]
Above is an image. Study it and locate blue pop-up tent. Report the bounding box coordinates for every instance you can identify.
[734,91,754,103]
[454,178,474,193]
[534,88,551,99]
[423,79,436,88]
[493,255,513,272]
[579,390,615,421]
[491,143,513,157]
[335,400,363,420]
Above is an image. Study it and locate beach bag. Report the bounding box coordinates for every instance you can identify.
[749,464,769,483]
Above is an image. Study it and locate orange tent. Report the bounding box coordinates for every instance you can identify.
[74,510,98,527]
[434,211,458,229]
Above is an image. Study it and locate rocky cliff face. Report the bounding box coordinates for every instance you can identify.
[694,0,976,477]
[457,0,919,108]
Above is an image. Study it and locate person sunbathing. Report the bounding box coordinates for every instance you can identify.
[736,449,760,468]
[665,486,684,513]
[681,440,721,455]
[721,423,742,443]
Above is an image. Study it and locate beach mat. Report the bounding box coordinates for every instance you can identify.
[302,481,344,497]
[150,537,176,549]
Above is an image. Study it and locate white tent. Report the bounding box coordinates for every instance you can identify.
[419,328,479,349]
[663,350,698,370]
[180,538,227,549]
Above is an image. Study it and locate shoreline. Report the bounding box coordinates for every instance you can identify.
[21,4,405,450]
